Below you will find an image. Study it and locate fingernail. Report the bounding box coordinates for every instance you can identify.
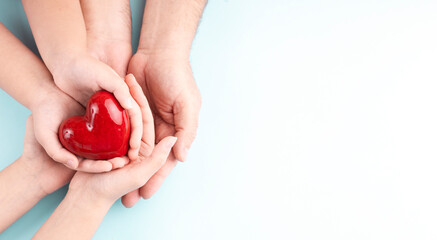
[67,159,76,169]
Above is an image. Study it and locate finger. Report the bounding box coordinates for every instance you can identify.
[125,100,142,160]
[140,154,178,199]
[108,156,130,169]
[76,159,112,173]
[126,74,154,156]
[121,189,141,208]
[96,67,134,110]
[35,128,78,169]
[132,136,177,180]
[173,95,201,162]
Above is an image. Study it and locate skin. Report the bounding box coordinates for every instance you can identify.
[0,116,74,233]
[34,76,176,240]
[0,28,158,233]
[80,0,132,77]
[0,23,129,172]
[122,0,206,207]
[21,0,146,172]
[0,78,158,236]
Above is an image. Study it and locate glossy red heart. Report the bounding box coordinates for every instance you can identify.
[59,91,130,159]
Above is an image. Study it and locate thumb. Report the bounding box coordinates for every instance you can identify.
[173,95,201,162]
[35,127,78,169]
[95,64,134,110]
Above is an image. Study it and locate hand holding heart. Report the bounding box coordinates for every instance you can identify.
[56,74,155,173]
[68,75,175,204]
[21,115,75,196]
[50,55,145,172]
[59,91,131,160]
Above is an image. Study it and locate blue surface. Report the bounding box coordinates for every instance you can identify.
[3,0,437,239]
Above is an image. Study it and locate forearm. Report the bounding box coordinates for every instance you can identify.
[138,0,207,58]
[34,189,113,240]
[21,0,87,73]
[80,0,131,43]
[0,24,59,111]
[80,0,132,76]
[0,158,46,233]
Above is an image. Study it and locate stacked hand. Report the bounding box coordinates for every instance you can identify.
[50,54,144,169]
[69,75,176,203]
[19,0,204,207]
[122,52,201,206]
[0,0,206,237]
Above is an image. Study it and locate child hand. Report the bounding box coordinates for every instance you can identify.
[20,115,74,196]
[32,89,129,173]
[68,74,161,204]
[51,54,143,161]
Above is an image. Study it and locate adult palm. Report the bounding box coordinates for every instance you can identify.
[122,52,201,206]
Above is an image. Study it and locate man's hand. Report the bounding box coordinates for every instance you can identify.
[119,0,206,207]
[122,52,201,206]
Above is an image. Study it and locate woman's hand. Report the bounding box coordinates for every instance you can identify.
[33,132,175,240]
[69,136,176,205]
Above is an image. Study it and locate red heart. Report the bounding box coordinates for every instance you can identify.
[59,91,130,160]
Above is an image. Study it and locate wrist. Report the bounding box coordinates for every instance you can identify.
[137,44,191,61]
[68,179,116,209]
[135,50,190,68]
[64,187,114,214]
[48,52,88,81]
[34,183,113,239]
[29,86,68,113]
[137,0,206,58]
[13,157,48,200]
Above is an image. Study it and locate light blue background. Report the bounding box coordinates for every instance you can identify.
[2,0,437,239]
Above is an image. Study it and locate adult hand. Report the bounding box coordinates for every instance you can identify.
[34,134,175,240]
[122,52,201,206]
